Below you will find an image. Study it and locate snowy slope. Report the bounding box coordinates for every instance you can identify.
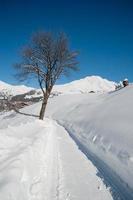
[53,76,115,94]
[0,78,132,199]
[0,80,33,95]
[0,116,113,199]
[42,85,133,195]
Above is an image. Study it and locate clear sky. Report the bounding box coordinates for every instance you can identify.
[0,0,133,86]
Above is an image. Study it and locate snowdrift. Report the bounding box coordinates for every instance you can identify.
[43,85,133,191]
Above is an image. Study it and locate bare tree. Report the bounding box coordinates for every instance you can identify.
[0,90,14,112]
[14,31,79,120]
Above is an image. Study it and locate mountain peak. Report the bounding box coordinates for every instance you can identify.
[53,75,115,94]
[0,76,116,96]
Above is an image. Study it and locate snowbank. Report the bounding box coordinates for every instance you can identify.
[44,85,133,192]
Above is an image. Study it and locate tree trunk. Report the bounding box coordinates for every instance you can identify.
[39,98,48,120]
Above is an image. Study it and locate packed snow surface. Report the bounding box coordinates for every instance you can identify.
[0,115,112,199]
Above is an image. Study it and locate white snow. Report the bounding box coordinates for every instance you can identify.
[0,115,113,200]
[53,76,115,94]
[0,80,33,96]
[24,92,42,99]
[0,76,132,199]
[0,76,115,99]
[43,85,133,194]
[24,75,115,99]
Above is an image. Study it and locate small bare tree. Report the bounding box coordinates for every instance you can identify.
[0,90,13,112]
[14,31,79,120]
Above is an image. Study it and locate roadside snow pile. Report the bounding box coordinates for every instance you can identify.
[43,85,133,193]
[0,114,113,200]
[0,80,33,96]
[53,75,115,94]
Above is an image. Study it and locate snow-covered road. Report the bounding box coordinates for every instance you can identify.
[0,118,113,200]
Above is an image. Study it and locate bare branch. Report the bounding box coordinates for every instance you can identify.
[13,31,79,119]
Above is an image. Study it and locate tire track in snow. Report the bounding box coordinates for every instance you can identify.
[28,122,56,200]
[27,120,68,200]
[52,122,71,200]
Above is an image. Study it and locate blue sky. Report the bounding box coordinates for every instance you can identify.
[0,0,133,86]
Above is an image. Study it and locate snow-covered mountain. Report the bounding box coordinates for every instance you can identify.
[53,76,115,94]
[0,76,115,100]
[0,80,33,96]
[23,76,115,100]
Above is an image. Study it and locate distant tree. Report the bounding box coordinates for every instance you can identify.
[0,90,13,112]
[14,31,79,120]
